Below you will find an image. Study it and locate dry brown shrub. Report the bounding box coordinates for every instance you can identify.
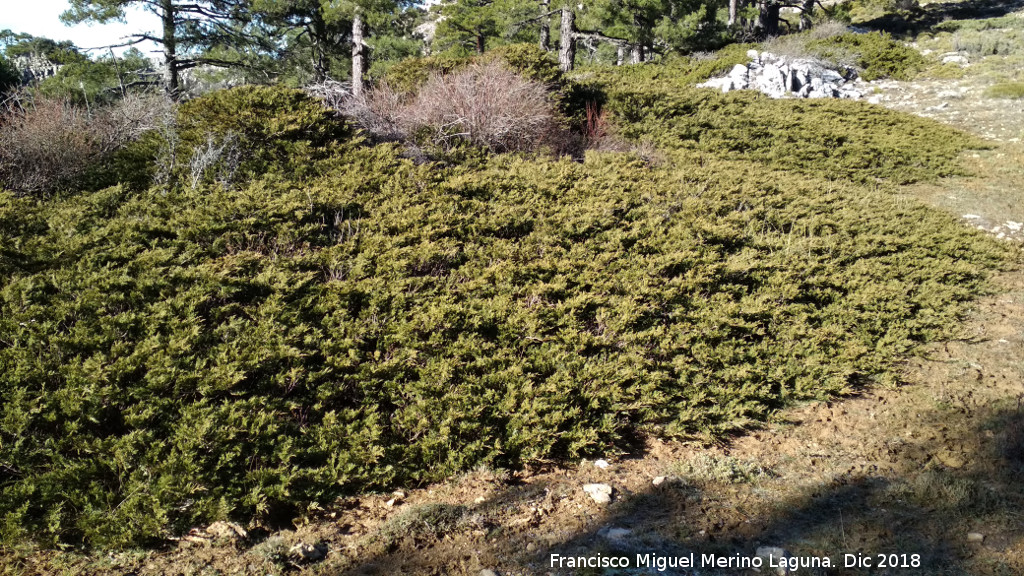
[405,61,563,152]
[339,82,407,142]
[341,62,567,154]
[0,91,172,196]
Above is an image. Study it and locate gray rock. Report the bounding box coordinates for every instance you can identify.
[698,52,862,100]
[942,52,969,65]
[756,546,792,575]
[967,532,985,543]
[583,483,613,504]
[289,542,328,563]
[480,570,500,576]
[599,527,633,540]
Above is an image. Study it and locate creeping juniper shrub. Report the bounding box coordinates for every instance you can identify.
[173,85,352,186]
[589,53,977,183]
[0,56,1010,548]
[808,31,926,80]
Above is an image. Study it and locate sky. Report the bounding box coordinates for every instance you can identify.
[0,0,161,57]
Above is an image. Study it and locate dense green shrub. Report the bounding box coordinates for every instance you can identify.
[589,56,975,183]
[486,44,563,85]
[0,55,18,94]
[808,31,925,80]
[987,82,1024,99]
[380,56,470,94]
[0,54,1009,548]
[173,85,352,186]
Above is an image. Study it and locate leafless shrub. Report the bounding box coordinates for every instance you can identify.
[305,80,351,112]
[339,62,567,154]
[403,61,564,152]
[0,91,174,197]
[0,93,99,196]
[338,82,407,142]
[188,131,241,189]
[93,92,175,152]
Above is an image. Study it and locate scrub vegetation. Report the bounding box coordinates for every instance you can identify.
[0,45,1011,549]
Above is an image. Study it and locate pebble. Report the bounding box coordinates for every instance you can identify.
[603,527,632,540]
[652,475,667,486]
[756,546,792,575]
[967,532,985,543]
[594,459,610,469]
[583,483,613,504]
[481,570,500,576]
[289,542,328,562]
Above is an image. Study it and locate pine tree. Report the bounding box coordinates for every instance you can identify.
[62,0,264,98]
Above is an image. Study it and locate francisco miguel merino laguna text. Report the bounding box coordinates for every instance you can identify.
[549,552,834,572]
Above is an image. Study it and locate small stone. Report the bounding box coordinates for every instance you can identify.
[604,527,632,540]
[756,546,792,575]
[474,496,487,504]
[652,475,667,486]
[480,570,500,576]
[967,532,985,543]
[583,483,613,504]
[205,521,247,541]
[594,459,610,469]
[527,542,538,552]
[289,542,328,563]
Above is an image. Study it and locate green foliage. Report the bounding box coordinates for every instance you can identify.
[379,503,468,545]
[986,82,1024,100]
[36,49,152,105]
[808,31,925,81]
[172,85,352,185]
[486,43,563,85]
[0,55,18,93]
[0,31,87,65]
[433,0,536,56]
[379,55,470,93]
[0,52,1010,548]
[385,44,562,91]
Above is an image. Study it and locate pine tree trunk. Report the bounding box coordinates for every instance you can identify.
[310,11,330,83]
[539,0,551,51]
[729,0,740,26]
[352,12,366,98]
[630,44,643,64]
[558,6,576,72]
[799,0,815,30]
[756,0,780,37]
[616,44,625,66]
[161,0,179,99]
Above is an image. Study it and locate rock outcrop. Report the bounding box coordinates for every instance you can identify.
[12,54,62,83]
[698,49,865,100]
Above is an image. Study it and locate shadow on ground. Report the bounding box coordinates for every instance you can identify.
[858,0,1024,35]
[335,397,1024,576]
